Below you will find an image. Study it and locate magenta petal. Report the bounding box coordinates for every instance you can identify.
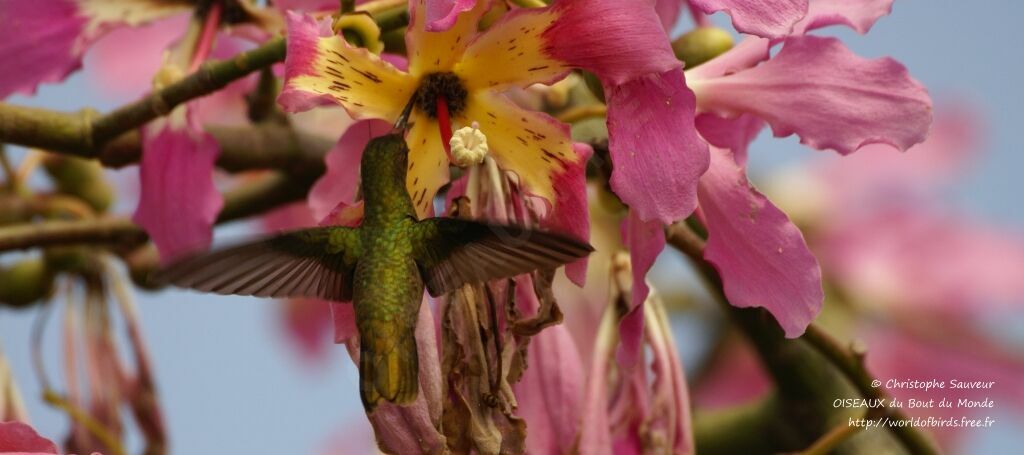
[690,0,808,38]
[693,36,933,155]
[694,113,764,166]
[0,0,88,98]
[133,108,223,263]
[617,209,665,368]
[0,421,59,453]
[277,11,338,113]
[331,302,358,343]
[367,299,445,454]
[422,0,478,32]
[685,36,771,80]
[655,0,686,31]
[545,0,680,86]
[308,119,393,221]
[793,0,893,35]
[606,70,709,224]
[515,323,585,454]
[698,147,822,337]
[280,298,334,362]
[542,143,592,287]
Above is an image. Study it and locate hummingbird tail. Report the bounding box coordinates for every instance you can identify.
[359,329,419,411]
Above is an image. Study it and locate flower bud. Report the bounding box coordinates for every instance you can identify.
[334,12,385,54]
[450,122,488,168]
[0,257,54,308]
[672,26,734,69]
[42,155,113,213]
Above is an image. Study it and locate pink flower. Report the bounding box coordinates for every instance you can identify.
[282,0,707,227]
[0,0,190,98]
[133,106,223,262]
[0,421,60,454]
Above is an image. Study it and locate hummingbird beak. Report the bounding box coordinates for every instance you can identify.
[393,96,417,133]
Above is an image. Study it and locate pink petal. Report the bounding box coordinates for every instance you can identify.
[689,0,808,39]
[280,298,334,362]
[0,0,88,98]
[422,0,478,32]
[819,209,1024,313]
[366,299,445,454]
[261,201,318,232]
[793,0,893,35]
[273,0,339,12]
[331,302,358,343]
[0,421,59,453]
[698,147,822,338]
[308,119,393,221]
[84,14,189,101]
[541,143,592,287]
[277,11,341,113]
[515,323,585,454]
[618,209,665,368]
[694,113,764,166]
[133,108,223,263]
[685,35,771,80]
[655,0,686,31]
[691,35,933,155]
[606,70,709,224]
[544,0,680,86]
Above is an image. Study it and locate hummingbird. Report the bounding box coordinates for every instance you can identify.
[157,132,592,411]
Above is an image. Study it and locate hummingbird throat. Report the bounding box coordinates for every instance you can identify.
[413,72,468,161]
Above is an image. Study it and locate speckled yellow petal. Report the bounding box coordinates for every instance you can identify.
[455,7,570,91]
[280,12,417,121]
[405,110,448,218]
[406,0,487,77]
[461,90,577,205]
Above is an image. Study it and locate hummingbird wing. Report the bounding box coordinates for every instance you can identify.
[155,227,361,302]
[412,218,593,297]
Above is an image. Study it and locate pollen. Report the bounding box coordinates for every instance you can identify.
[414,72,468,118]
[450,122,489,168]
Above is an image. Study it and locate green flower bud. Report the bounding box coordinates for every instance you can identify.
[334,12,385,54]
[0,257,54,308]
[42,155,113,213]
[672,26,734,69]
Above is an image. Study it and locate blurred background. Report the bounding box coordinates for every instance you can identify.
[2,1,1023,453]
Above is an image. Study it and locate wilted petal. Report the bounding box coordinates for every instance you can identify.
[133,107,223,262]
[695,113,764,166]
[698,147,823,338]
[515,324,585,454]
[793,0,893,35]
[366,299,445,454]
[541,143,592,286]
[691,36,932,155]
[618,210,665,368]
[689,0,808,38]
[606,70,709,224]
[279,11,417,119]
[309,119,393,221]
[0,421,59,453]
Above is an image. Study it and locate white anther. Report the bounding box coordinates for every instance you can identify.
[450,121,489,168]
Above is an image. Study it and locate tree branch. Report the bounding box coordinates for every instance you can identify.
[665,221,939,455]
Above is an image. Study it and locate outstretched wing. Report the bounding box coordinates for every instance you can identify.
[155,227,361,302]
[412,219,593,297]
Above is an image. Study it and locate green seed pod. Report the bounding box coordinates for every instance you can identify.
[0,257,54,308]
[672,26,734,69]
[42,155,113,213]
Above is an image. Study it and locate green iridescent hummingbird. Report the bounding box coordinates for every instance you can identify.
[158,132,592,411]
